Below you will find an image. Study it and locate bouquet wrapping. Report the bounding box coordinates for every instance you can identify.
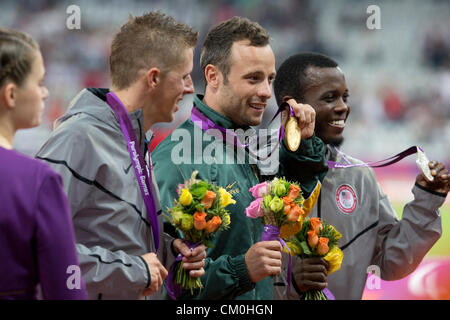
[164,171,234,299]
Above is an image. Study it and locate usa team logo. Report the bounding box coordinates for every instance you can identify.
[336,184,357,214]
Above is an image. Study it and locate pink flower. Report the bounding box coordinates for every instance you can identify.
[176,184,185,196]
[249,182,268,199]
[245,198,264,218]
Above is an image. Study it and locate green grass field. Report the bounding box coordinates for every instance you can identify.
[393,202,450,256]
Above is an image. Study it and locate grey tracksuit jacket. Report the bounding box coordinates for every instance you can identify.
[36,88,176,300]
[274,145,444,300]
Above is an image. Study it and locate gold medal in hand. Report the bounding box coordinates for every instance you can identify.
[285,113,301,152]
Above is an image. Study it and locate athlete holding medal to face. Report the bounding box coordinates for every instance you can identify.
[273,52,449,300]
[153,17,328,300]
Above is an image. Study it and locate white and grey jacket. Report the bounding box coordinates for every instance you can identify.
[275,145,444,300]
[36,88,176,300]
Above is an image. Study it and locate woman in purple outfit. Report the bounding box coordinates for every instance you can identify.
[0,28,86,300]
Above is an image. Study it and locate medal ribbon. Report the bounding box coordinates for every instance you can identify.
[190,102,294,161]
[106,92,160,251]
[328,146,420,169]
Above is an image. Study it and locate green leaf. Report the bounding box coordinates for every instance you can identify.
[202,239,213,248]
[300,241,311,255]
[284,181,290,194]
[195,203,205,212]
[190,184,207,199]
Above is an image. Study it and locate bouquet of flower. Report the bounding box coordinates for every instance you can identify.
[245,177,306,240]
[286,217,344,300]
[244,177,309,289]
[164,171,234,298]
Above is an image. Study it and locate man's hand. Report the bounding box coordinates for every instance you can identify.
[281,98,316,139]
[416,161,450,194]
[140,252,168,296]
[245,241,282,283]
[172,239,207,278]
[293,257,329,293]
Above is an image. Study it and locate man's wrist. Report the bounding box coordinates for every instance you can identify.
[291,273,304,297]
[137,255,151,288]
[170,239,180,257]
[415,181,448,198]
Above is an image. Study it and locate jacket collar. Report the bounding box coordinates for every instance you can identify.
[61,88,146,151]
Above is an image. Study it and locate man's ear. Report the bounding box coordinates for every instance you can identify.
[2,83,17,109]
[204,64,221,88]
[146,67,161,91]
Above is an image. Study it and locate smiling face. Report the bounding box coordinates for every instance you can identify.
[302,66,350,146]
[152,47,194,123]
[215,40,276,127]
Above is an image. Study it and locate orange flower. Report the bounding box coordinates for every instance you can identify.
[282,196,293,215]
[201,190,216,210]
[307,230,319,248]
[287,205,303,222]
[205,216,222,233]
[309,217,323,235]
[282,196,293,205]
[288,184,301,200]
[317,237,329,255]
[193,211,207,230]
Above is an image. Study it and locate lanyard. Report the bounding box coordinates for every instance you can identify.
[328,146,419,169]
[106,92,159,252]
[190,102,294,161]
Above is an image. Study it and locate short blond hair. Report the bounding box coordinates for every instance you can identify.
[110,11,198,90]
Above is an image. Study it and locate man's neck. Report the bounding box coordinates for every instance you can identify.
[111,88,141,114]
[0,116,15,149]
[112,87,157,132]
[202,91,225,118]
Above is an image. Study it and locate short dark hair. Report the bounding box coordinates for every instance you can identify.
[110,11,198,90]
[0,28,39,88]
[200,16,270,83]
[274,52,338,105]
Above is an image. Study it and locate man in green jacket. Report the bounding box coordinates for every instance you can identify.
[152,16,328,300]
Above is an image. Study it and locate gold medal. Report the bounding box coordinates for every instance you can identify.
[285,114,301,152]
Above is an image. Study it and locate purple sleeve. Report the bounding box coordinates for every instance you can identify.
[36,169,87,300]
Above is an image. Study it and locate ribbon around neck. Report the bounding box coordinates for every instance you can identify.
[190,102,294,161]
[105,92,160,251]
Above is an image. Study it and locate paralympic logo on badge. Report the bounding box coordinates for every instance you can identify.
[336,184,357,214]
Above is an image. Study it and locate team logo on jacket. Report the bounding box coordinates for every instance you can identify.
[336,184,357,214]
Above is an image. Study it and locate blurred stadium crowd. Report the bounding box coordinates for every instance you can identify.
[1,0,449,164]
